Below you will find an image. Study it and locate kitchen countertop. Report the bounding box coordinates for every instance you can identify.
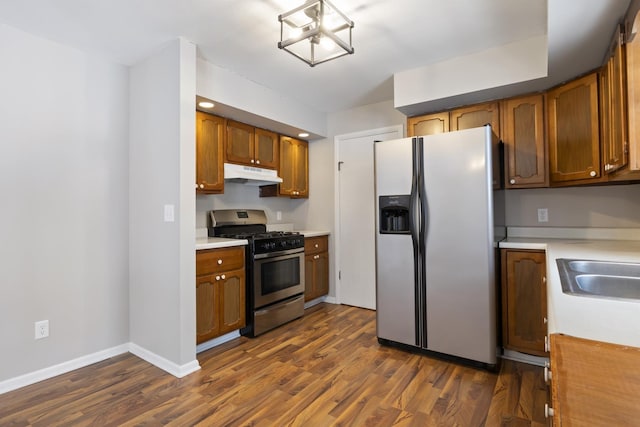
[298,230,330,238]
[499,228,640,349]
[196,237,248,251]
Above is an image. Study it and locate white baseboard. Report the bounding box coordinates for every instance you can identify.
[501,349,549,367]
[0,344,129,395]
[128,343,200,378]
[304,295,338,309]
[196,330,241,353]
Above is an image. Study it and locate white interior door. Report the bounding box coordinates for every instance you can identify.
[336,126,403,310]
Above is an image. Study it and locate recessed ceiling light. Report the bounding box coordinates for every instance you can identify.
[298,132,309,138]
[198,101,214,109]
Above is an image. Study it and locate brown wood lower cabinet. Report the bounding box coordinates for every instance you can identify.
[196,247,246,344]
[501,249,547,356]
[549,334,640,426]
[304,235,329,302]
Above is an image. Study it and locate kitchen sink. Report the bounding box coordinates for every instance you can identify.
[556,259,640,301]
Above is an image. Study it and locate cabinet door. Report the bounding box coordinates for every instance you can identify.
[407,112,449,136]
[217,268,246,335]
[196,111,225,193]
[450,102,500,137]
[196,274,219,343]
[254,128,279,169]
[293,139,309,197]
[547,73,602,184]
[315,251,329,298]
[226,120,255,165]
[602,25,628,174]
[501,94,548,188]
[502,250,547,356]
[304,253,316,301]
[304,251,329,301]
[279,136,309,198]
[625,11,640,172]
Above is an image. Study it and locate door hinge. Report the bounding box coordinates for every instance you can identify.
[338,161,344,171]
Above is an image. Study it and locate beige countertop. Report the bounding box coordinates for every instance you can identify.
[195,237,248,251]
[297,230,330,238]
[499,228,640,349]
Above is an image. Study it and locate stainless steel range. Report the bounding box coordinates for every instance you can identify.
[208,209,305,337]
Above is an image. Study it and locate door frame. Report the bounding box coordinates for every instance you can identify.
[334,125,404,306]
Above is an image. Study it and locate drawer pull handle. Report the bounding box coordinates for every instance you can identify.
[315,243,319,248]
[217,259,223,265]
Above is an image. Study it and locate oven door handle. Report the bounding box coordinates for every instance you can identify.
[254,248,304,259]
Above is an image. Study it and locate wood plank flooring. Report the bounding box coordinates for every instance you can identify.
[0,303,547,426]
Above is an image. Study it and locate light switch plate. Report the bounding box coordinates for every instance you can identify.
[537,208,548,223]
[164,204,175,222]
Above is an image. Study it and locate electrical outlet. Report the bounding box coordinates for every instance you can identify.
[163,204,175,222]
[537,208,549,223]
[35,320,49,339]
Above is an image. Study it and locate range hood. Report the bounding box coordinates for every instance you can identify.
[223,163,283,186]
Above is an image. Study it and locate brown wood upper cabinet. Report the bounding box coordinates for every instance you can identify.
[624,10,640,176]
[547,72,604,185]
[407,112,449,137]
[600,25,628,175]
[450,102,500,137]
[196,111,225,194]
[501,249,547,357]
[226,120,279,169]
[278,136,309,198]
[500,94,548,188]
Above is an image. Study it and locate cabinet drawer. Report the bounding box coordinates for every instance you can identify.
[305,236,328,255]
[196,246,245,275]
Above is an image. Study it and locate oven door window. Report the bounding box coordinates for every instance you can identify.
[254,251,305,308]
[261,256,300,295]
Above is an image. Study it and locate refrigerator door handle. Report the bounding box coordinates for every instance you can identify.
[410,137,427,347]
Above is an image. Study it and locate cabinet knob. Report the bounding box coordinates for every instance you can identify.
[314,244,319,248]
[544,366,552,383]
[221,274,226,280]
[590,170,597,177]
[217,259,223,265]
[545,403,555,419]
[314,254,320,259]
[509,178,516,185]
[250,159,255,164]
[216,275,221,281]
[256,159,260,164]
[199,184,204,189]
[544,335,549,352]
[543,317,548,324]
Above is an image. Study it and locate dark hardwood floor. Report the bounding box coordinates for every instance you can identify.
[0,303,547,426]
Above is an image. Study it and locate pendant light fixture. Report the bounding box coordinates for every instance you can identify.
[278,0,354,67]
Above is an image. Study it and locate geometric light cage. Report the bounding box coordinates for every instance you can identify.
[278,0,354,67]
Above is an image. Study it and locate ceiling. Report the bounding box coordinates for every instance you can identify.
[0,0,632,115]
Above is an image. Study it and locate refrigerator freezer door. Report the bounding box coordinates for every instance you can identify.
[374,138,416,346]
[422,126,496,364]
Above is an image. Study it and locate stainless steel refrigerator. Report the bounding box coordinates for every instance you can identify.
[374,126,504,368]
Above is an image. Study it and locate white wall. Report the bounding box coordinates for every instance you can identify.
[129,38,198,373]
[313,100,407,297]
[0,24,129,382]
[505,184,640,227]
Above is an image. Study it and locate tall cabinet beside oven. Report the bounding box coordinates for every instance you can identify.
[196,246,246,344]
[304,235,329,302]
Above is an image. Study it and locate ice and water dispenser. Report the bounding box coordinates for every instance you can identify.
[379,195,410,234]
